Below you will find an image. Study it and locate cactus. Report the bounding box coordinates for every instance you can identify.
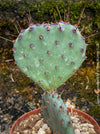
[42,91,74,134]
[14,22,86,91]
[13,21,87,134]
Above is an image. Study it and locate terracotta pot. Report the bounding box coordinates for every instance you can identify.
[10,108,100,134]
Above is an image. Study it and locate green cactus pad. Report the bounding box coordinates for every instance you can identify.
[42,91,74,134]
[14,22,86,90]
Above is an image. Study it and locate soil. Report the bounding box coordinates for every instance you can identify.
[12,110,97,134]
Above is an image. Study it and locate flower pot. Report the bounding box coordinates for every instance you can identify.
[10,108,100,134]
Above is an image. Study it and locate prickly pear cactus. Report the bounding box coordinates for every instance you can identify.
[13,22,86,91]
[42,91,74,134]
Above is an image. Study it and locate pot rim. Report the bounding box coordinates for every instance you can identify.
[10,107,100,134]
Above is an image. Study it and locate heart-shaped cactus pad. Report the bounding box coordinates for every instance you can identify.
[14,22,86,91]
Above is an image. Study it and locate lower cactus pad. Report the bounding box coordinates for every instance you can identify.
[42,91,74,134]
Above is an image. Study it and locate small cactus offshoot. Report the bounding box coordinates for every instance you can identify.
[42,91,74,134]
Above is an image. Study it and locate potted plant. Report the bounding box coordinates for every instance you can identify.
[10,19,100,134]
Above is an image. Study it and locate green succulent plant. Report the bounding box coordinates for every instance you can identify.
[13,21,86,134]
